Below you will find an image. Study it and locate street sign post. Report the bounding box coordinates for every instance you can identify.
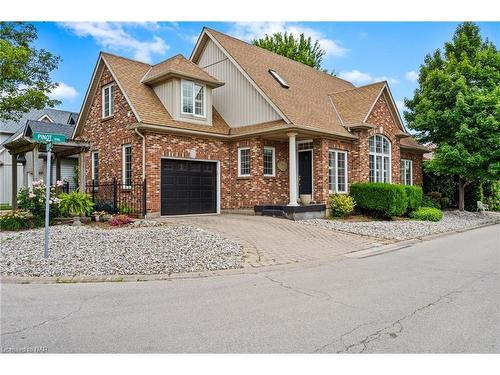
[32,133,66,258]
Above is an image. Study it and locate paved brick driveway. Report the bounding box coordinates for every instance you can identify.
[157,214,390,268]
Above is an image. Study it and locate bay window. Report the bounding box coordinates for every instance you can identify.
[369,134,391,183]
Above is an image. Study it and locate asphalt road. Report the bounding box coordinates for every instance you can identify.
[1,224,499,353]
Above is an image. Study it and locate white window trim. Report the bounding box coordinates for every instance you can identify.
[237,147,251,177]
[181,80,206,118]
[401,159,413,185]
[369,134,392,183]
[328,149,348,194]
[37,114,54,123]
[263,146,276,177]
[122,144,132,189]
[91,151,99,182]
[102,84,114,119]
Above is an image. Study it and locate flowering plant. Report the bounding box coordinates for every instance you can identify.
[110,214,133,226]
[16,180,64,225]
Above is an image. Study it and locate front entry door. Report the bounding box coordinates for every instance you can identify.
[298,150,312,195]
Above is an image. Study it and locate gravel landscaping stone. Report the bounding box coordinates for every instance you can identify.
[0,224,243,277]
[301,211,500,241]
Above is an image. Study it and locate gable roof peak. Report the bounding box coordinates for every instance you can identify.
[202,27,354,87]
[100,51,152,67]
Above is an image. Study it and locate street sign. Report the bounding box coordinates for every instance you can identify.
[32,132,66,144]
[31,132,66,258]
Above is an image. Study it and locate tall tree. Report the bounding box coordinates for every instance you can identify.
[0,22,61,121]
[252,32,326,70]
[404,22,500,210]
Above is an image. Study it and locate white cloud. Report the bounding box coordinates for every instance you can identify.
[49,83,79,101]
[405,70,419,82]
[228,22,348,57]
[338,70,399,85]
[60,22,169,63]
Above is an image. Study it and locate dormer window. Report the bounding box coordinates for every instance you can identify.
[181,80,205,117]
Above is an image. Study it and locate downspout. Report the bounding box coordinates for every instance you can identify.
[134,127,145,181]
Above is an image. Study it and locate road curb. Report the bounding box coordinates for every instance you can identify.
[2,221,498,285]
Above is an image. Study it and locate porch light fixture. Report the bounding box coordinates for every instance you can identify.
[269,69,289,88]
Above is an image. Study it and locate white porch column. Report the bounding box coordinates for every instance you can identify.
[11,153,18,209]
[287,132,299,206]
[78,152,86,193]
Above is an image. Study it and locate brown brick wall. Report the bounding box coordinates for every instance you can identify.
[400,151,424,186]
[353,92,403,184]
[78,66,423,214]
[76,66,142,186]
[144,135,290,212]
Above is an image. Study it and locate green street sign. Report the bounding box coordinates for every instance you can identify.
[32,132,66,144]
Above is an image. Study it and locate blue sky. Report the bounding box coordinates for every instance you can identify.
[36,22,499,118]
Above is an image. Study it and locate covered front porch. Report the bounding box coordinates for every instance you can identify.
[2,121,89,209]
[241,127,354,219]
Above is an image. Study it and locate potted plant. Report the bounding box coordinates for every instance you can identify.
[58,192,95,226]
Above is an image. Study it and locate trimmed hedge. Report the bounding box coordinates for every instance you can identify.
[404,185,423,213]
[409,207,443,222]
[350,183,407,218]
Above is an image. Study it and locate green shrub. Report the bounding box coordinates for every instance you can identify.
[409,207,443,222]
[119,204,135,214]
[94,201,118,214]
[422,192,442,209]
[0,210,33,231]
[404,185,423,213]
[0,203,12,211]
[59,192,94,217]
[423,162,458,208]
[350,183,407,218]
[329,194,355,218]
[421,196,440,209]
[485,180,500,212]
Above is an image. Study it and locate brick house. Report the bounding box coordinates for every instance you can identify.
[73,27,427,217]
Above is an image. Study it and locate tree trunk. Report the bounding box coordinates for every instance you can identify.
[458,177,466,211]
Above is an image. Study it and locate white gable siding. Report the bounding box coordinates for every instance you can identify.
[197,38,281,128]
[152,78,213,126]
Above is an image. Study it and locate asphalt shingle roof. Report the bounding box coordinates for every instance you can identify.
[1,120,76,147]
[0,108,79,134]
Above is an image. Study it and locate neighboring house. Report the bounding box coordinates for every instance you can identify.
[0,108,79,204]
[74,27,427,217]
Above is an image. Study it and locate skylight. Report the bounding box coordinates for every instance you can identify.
[269,69,289,88]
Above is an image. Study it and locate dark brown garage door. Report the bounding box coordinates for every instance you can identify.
[161,159,217,215]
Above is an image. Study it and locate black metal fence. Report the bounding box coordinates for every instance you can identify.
[85,178,146,217]
[63,181,79,194]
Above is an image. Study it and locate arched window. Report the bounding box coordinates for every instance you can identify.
[369,134,391,183]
